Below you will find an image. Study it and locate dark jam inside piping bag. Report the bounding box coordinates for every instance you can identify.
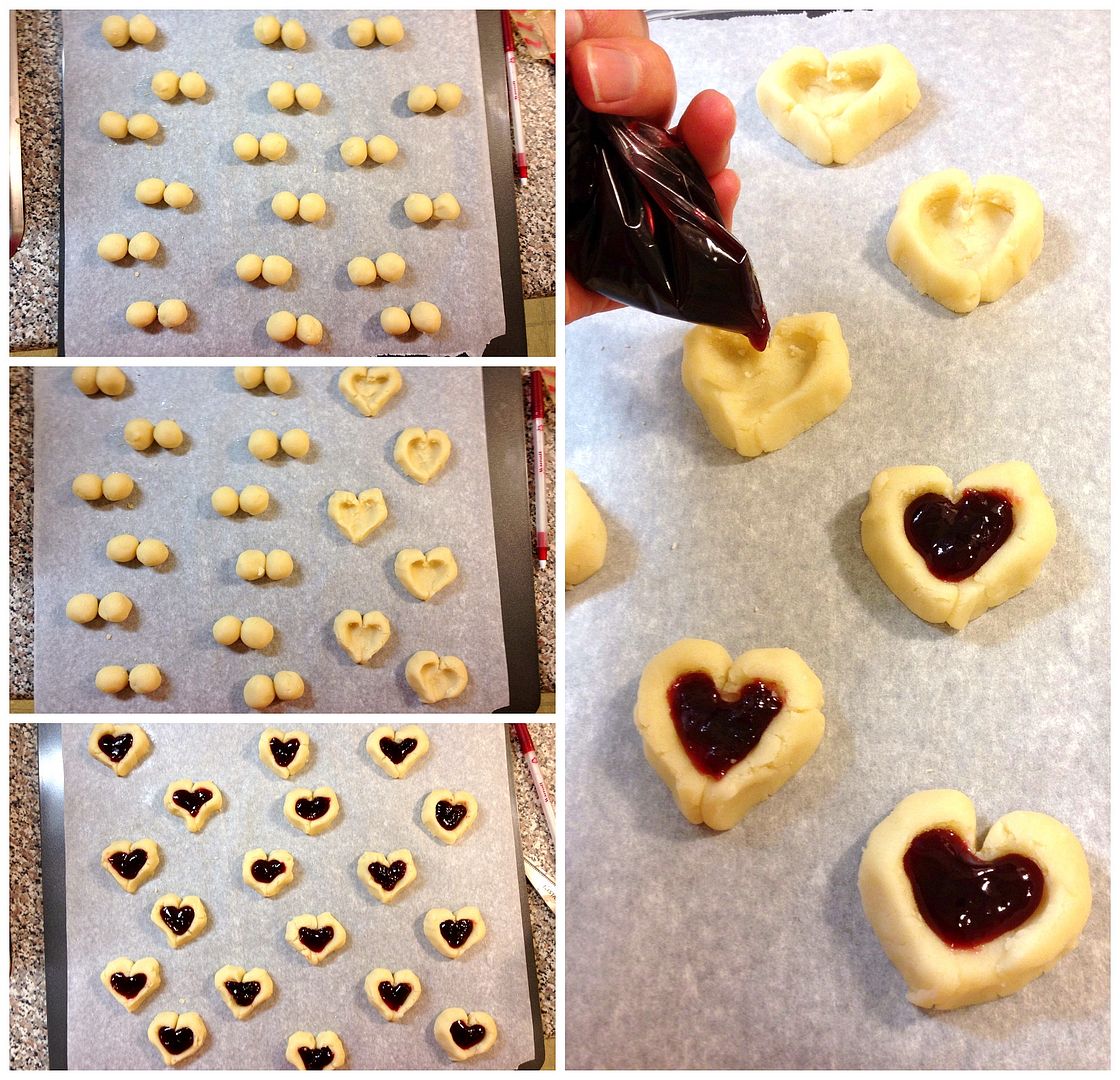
[566,76,770,351]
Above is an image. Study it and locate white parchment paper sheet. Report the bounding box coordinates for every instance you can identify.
[61,10,505,356]
[565,10,1109,1070]
[33,366,510,712]
[62,722,537,1069]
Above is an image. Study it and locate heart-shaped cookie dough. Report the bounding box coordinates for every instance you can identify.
[366,725,430,778]
[635,639,825,831]
[101,955,162,1012]
[358,848,417,903]
[214,964,275,1020]
[334,609,392,664]
[365,967,422,1022]
[421,788,479,844]
[285,912,348,965]
[88,723,151,776]
[284,785,340,835]
[424,905,487,959]
[406,650,469,704]
[163,779,224,833]
[859,789,1091,1010]
[328,488,388,543]
[757,44,920,164]
[434,1008,498,1061]
[394,426,451,484]
[338,365,402,417]
[860,461,1056,629]
[148,1011,207,1066]
[101,838,160,893]
[682,313,851,458]
[286,1030,347,1071]
[886,169,1044,313]
[394,546,459,600]
[242,847,295,898]
[258,727,311,779]
[151,893,208,948]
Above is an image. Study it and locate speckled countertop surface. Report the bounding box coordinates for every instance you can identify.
[8,721,555,1066]
[9,10,554,352]
[8,366,554,702]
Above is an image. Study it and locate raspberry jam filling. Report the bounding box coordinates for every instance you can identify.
[903,489,1014,582]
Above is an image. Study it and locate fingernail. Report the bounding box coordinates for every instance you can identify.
[565,10,584,45]
[585,44,641,105]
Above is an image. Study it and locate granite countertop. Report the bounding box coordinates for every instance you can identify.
[8,366,555,703]
[9,721,556,1068]
[9,10,555,353]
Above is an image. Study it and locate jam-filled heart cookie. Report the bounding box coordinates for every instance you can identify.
[163,779,224,833]
[394,546,459,600]
[366,725,429,778]
[434,1007,498,1061]
[285,912,347,965]
[338,365,402,417]
[151,893,208,948]
[364,967,422,1022]
[635,639,825,831]
[259,728,310,779]
[334,610,392,664]
[421,789,478,844]
[858,789,1091,1010]
[286,1030,346,1071]
[214,964,275,1019]
[357,849,417,903]
[101,838,160,893]
[284,786,340,835]
[861,462,1056,629]
[100,955,161,1012]
[394,426,451,484]
[406,650,469,704]
[88,723,151,776]
[242,848,295,898]
[148,1010,207,1066]
[424,906,487,959]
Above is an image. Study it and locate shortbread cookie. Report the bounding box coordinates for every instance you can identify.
[434,1008,498,1061]
[163,779,224,833]
[285,913,347,965]
[101,956,162,1012]
[338,366,402,417]
[286,1031,346,1071]
[406,651,469,704]
[242,848,295,898]
[101,838,160,893]
[88,723,151,776]
[284,786,340,835]
[151,893,208,948]
[258,728,310,779]
[424,906,487,959]
[364,968,422,1022]
[394,427,451,483]
[334,610,392,664]
[366,725,429,778]
[214,965,275,1019]
[358,849,417,903]
[148,1011,207,1066]
[422,789,478,844]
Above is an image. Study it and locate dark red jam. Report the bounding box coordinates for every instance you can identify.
[107,849,148,880]
[158,1025,194,1056]
[903,489,1014,582]
[370,859,408,890]
[160,905,195,936]
[435,800,467,831]
[380,735,418,763]
[251,858,286,883]
[439,918,474,949]
[903,828,1044,949]
[171,787,213,817]
[224,979,261,1007]
[110,972,147,999]
[297,1046,334,1070]
[298,926,334,952]
[295,796,331,820]
[668,673,784,779]
[450,1020,487,1050]
[270,737,301,767]
[97,732,133,761]
[378,981,412,1010]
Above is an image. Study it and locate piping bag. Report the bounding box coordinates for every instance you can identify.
[566,76,771,351]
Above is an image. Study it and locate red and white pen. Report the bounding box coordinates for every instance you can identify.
[513,723,556,847]
[502,10,529,186]
[530,368,548,568]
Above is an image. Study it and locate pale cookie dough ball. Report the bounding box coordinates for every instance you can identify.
[259,132,287,161]
[272,191,298,220]
[298,193,326,222]
[376,16,404,45]
[237,253,263,281]
[367,135,398,163]
[435,83,462,111]
[151,70,179,101]
[380,307,410,335]
[237,550,267,581]
[262,256,293,285]
[67,593,100,623]
[163,182,193,209]
[126,301,157,327]
[124,418,155,450]
[211,486,239,516]
[128,232,159,260]
[129,663,162,694]
[274,671,304,701]
[295,83,321,109]
[98,233,128,262]
[157,299,189,327]
[153,419,183,448]
[296,314,323,345]
[102,472,135,501]
[340,137,368,167]
[254,14,281,44]
[235,367,265,390]
[179,72,206,99]
[213,615,242,645]
[264,366,292,392]
[234,133,260,161]
[280,429,310,458]
[129,14,156,44]
[433,193,461,221]
[375,252,406,282]
[404,193,433,223]
[72,473,103,500]
[98,592,133,623]
[239,484,269,515]
[249,429,280,460]
[281,19,306,49]
[410,301,442,334]
[241,616,274,650]
[268,81,295,110]
[266,549,294,580]
[96,665,130,694]
[137,539,169,566]
[135,178,165,205]
[101,15,130,47]
[347,256,376,285]
[107,534,139,562]
[72,367,99,394]
[348,18,375,46]
[244,674,276,709]
[99,111,128,139]
[267,310,297,341]
[407,85,437,113]
[96,367,126,395]
[127,113,159,139]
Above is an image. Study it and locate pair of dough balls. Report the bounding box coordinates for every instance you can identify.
[244,671,304,709]
[254,15,306,49]
[213,614,274,650]
[124,418,183,451]
[126,299,189,329]
[268,81,322,111]
[236,549,294,582]
[99,111,159,140]
[381,302,441,336]
[347,252,406,286]
[407,83,463,113]
[67,591,133,624]
[212,484,269,517]
[96,663,162,695]
[135,178,194,208]
[72,366,126,396]
[237,254,293,285]
[107,535,170,566]
[404,193,460,223]
[98,231,160,262]
[340,135,399,167]
[72,472,134,502]
[347,16,404,47]
[235,366,291,393]
[151,70,206,101]
[266,311,323,345]
[101,14,156,47]
[234,132,288,162]
[272,192,325,223]
[249,428,310,460]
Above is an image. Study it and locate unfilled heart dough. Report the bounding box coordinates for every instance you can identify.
[756,44,920,164]
[338,366,402,417]
[394,427,451,484]
[886,169,1044,313]
[328,488,387,543]
[394,546,458,600]
[682,313,851,458]
[406,651,469,704]
[333,609,392,663]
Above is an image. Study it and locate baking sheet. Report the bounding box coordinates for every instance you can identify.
[32,365,511,713]
[61,9,505,356]
[565,10,1109,1070]
[61,722,538,1070]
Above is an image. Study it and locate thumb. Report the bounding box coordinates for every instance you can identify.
[568,38,676,125]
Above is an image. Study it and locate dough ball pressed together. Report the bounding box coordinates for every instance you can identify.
[281,19,306,49]
[179,72,206,99]
[253,15,281,44]
[267,310,297,341]
[340,137,368,167]
[249,429,280,460]
[266,549,294,580]
[407,85,437,113]
[264,366,292,392]
[211,486,239,516]
[135,178,165,205]
[137,538,169,566]
[129,663,162,694]
[98,233,128,262]
[127,113,159,139]
[263,256,293,285]
[380,307,410,335]
[66,593,100,623]
[280,429,310,458]
[435,83,462,111]
[96,665,130,693]
[126,301,158,328]
[124,417,154,450]
[234,133,260,161]
[244,674,275,709]
[128,14,156,44]
[410,301,441,334]
[98,592,133,623]
[241,616,274,649]
[376,252,406,282]
[107,534,140,562]
[268,81,295,110]
[99,111,128,139]
[212,615,242,645]
[347,256,376,285]
[237,253,264,281]
[298,193,326,222]
[433,193,461,220]
[153,419,183,448]
[348,18,375,46]
[272,191,298,220]
[157,299,189,327]
[163,182,193,208]
[376,16,405,45]
[404,193,433,223]
[151,70,179,100]
[259,132,287,160]
[367,134,398,163]
[296,314,323,345]
[128,232,159,260]
[295,83,321,109]
[237,550,267,581]
[102,472,135,501]
[101,15,130,47]
[239,484,269,515]
[73,473,103,500]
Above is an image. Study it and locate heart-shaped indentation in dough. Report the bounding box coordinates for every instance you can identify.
[101,955,162,1012]
[405,650,469,704]
[858,789,1091,1010]
[433,1008,498,1061]
[338,366,402,417]
[886,169,1044,313]
[683,313,851,458]
[328,488,387,543]
[394,546,459,601]
[333,609,392,663]
[394,427,452,484]
[756,44,920,165]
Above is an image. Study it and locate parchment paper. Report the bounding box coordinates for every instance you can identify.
[565,10,1109,1070]
[61,10,506,356]
[33,366,511,713]
[62,722,538,1070]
